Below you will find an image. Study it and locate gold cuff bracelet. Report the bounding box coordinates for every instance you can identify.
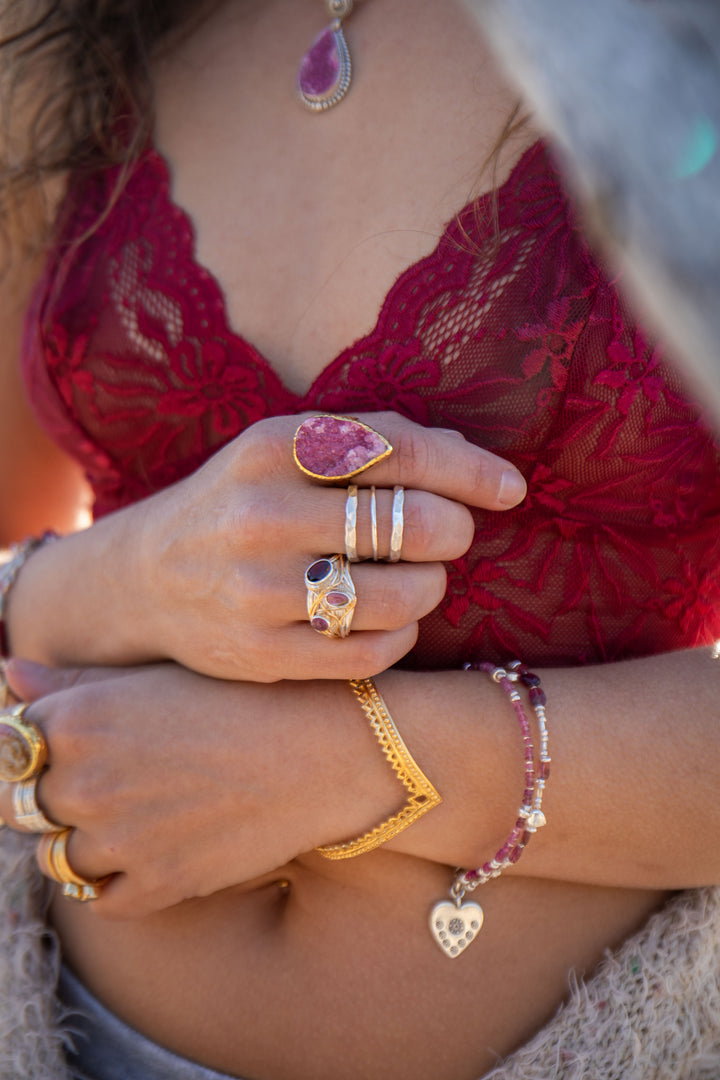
[315,677,441,860]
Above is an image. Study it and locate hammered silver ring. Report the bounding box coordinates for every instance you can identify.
[12,776,62,833]
[345,484,359,562]
[387,485,405,562]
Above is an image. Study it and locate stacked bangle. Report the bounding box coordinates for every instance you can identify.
[429,660,551,958]
[456,661,550,887]
[315,677,442,859]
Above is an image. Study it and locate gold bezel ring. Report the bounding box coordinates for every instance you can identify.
[0,704,48,783]
[305,554,357,638]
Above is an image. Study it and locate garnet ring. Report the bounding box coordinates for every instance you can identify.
[305,555,357,638]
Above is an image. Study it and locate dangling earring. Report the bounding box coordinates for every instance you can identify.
[298,1,358,113]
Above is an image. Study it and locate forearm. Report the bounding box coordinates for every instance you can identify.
[6,499,155,667]
[368,647,720,890]
[5,647,715,919]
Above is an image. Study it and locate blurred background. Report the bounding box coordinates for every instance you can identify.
[465,0,720,424]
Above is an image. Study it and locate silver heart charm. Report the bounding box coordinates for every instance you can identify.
[429,900,484,957]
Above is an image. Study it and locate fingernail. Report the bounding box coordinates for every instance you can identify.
[5,658,52,679]
[437,428,466,440]
[498,469,527,507]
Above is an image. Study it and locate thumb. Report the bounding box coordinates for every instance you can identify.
[4,658,125,702]
[4,658,79,702]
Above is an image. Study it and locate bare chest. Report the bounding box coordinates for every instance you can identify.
[150,0,534,395]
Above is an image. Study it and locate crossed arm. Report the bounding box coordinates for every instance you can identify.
[2,398,719,920]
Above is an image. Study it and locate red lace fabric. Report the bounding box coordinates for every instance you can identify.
[22,142,720,669]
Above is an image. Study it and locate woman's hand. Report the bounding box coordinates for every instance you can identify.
[5,646,718,920]
[0,660,406,918]
[10,412,526,681]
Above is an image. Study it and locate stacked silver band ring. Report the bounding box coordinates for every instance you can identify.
[345,484,359,561]
[388,485,405,562]
[346,484,405,563]
[305,555,357,637]
[12,776,61,833]
[370,486,379,561]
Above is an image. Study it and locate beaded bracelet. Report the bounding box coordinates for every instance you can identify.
[0,532,58,660]
[315,677,442,859]
[429,661,550,959]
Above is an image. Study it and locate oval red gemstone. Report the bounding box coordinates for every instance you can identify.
[306,560,333,584]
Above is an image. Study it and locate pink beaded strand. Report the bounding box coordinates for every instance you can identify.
[429,660,551,957]
[507,660,551,831]
[457,662,541,890]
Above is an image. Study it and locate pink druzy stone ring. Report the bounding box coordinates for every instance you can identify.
[293,414,393,481]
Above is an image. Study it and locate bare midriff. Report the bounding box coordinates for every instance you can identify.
[50,858,668,1080]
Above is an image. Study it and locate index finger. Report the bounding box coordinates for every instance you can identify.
[292,412,527,510]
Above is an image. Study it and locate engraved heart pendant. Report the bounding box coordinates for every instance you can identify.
[429,900,484,958]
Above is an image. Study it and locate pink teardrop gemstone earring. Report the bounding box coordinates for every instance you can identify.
[298,0,356,112]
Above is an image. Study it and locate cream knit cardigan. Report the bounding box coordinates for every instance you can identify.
[3,828,720,1080]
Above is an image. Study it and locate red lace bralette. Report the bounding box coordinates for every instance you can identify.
[21,142,720,669]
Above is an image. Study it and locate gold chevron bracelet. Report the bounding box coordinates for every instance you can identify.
[315,677,442,860]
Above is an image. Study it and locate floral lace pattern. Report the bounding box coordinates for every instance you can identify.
[22,143,720,668]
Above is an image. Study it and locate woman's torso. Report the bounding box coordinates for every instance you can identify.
[27,1,720,1077]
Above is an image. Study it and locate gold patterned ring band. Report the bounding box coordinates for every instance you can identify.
[0,703,48,783]
[12,776,62,833]
[305,554,357,638]
[36,828,109,902]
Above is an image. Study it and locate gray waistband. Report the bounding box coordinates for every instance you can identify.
[58,965,248,1080]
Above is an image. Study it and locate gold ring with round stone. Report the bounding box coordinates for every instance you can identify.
[305,555,357,638]
[0,703,48,783]
[345,484,359,562]
[36,828,109,901]
[12,776,62,833]
[387,485,405,563]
